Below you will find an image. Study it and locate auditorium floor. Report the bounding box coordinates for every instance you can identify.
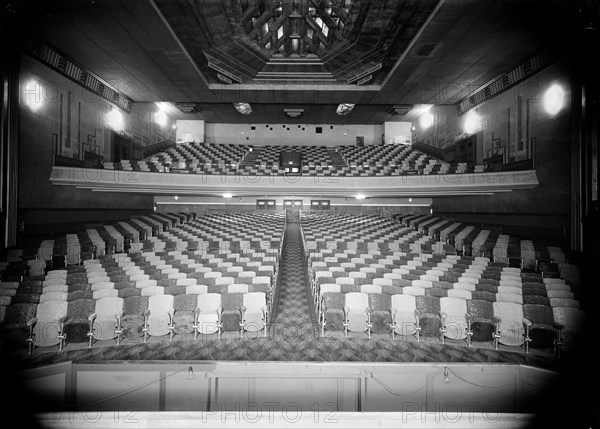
[1,221,564,372]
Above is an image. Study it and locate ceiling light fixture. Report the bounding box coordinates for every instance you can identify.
[284,108,304,118]
[336,103,355,116]
[234,102,252,115]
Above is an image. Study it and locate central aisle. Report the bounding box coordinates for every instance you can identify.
[270,214,319,340]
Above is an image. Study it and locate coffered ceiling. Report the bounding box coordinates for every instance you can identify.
[2,0,594,123]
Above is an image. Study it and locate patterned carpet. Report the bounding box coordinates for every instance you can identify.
[270,218,319,339]
[0,219,564,372]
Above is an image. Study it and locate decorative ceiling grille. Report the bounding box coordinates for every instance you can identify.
[240,0,352,57]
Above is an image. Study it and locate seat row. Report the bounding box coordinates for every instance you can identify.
[3,291,269,351]
[99,142,489,177]
[300,212,584,355]
[31,212,192,269]
[319,291,583,354]
[1,211,287,353]
[393,213,582,283]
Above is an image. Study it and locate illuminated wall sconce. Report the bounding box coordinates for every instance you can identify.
[154,102,174,127]
[463,110,481,135]
[154,110,168,127]
[419,112,434,129]
[106,108,124,132]
[543,84,565,115]
[23,79,43,112]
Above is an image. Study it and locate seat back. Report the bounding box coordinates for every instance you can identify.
[319,283,340,296]
[440,297,468,340]
[402,286,425,296]
[242,292,266,311]
[344,292,369,333]
[185,284,208,295]
[174,294,198,312]
[552,306,585,331]
[197,293,222,313]
[35,301,68,347]
[390,294,417,336]
[345,292,369,312]
[64,299,96,343]
[94,296,124,340]
[321,292,345,311]
[467,299,494,321]
[147,294,174,336]
[96,297,124,320]
[447,289,472,300]
[493,301,525,346]
[228,284,249,294]
[360,284,382,294]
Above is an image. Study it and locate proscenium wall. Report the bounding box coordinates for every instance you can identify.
[18,55,158,235]
[420,63,572,240]
[205,123,384,146]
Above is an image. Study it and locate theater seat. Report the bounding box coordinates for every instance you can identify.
[493,301,525,347]
[195,294,222,336]
[173,294,198,335]
[122,295,149,339]
[466,300,495,343]
[148,295,174,337]
[241,292,268,337]
[320,292,345,336]
[440,297,468,341]
[416,296,442,340]
[95,297,124,341]
[522,304,556,350]
[368,293,392,335]
[390,294,418,339]
[34,300,68,348]
[344,292,371,337]
[64,299,95,344]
